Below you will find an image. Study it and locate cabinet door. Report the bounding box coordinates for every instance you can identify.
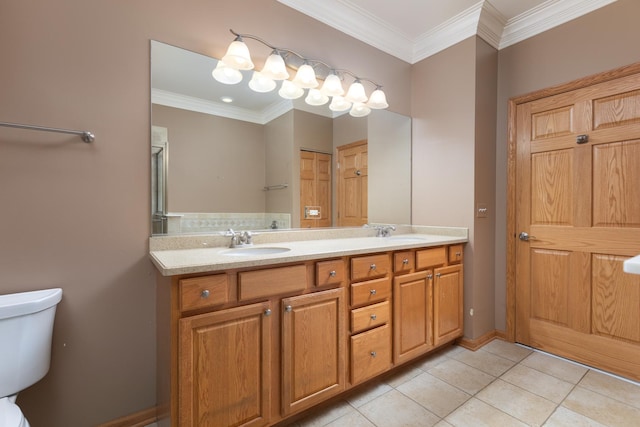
[281,288,346,416]
[393,270,433,364]
[433,265,464,346]
[179,302,272,427]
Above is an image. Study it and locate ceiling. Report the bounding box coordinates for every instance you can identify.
[277,0,617,63]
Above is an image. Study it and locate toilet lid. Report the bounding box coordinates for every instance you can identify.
[0,398,27,427]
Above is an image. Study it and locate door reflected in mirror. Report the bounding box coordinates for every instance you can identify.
[150,40,411,235]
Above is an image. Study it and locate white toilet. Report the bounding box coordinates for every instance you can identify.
[0,288,62,427]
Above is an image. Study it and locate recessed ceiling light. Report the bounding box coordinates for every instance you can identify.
[220,96,233,103]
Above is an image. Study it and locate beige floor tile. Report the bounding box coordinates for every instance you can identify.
[428,358,495,395]
[383,364,424,388]
[481,340,532,362]
[445,398,528,427]
[346,381,393,408]
[296,400,355,427]
[543,406,608,427]
[434,421,454,427]
[521,351,588,384]
[358,389,440,427]
[416,349,453,371]
[452,347,516,377]
[476,379,557,426]
[323,411,376,427]
[562,386,640,427]
[397,372,471,418]
[579,370,640,410]
[500,364,574,403]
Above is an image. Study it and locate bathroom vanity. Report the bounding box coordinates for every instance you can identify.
[150,227,467,427]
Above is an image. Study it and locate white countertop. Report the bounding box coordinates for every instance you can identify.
[624,255,640,275]
[149,229,467,276]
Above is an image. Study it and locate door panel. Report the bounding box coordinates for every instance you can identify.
[337,141,367,226]
[300,151,332,228]
[515,70,640,382]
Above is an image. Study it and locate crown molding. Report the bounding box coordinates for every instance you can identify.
[277,0,415,63]
[499,0,617,49]
[278,0,618,63]
[151,89,293,125]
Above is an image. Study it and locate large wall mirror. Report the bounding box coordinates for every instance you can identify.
[150,40,411,235]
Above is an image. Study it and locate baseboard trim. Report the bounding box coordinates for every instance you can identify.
[97,406,157,427]
[458,330,508,351]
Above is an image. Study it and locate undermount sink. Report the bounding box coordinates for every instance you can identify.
[221,246,291,256]
[385,235,429,242]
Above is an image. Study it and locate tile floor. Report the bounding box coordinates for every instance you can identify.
[284,340,640,427]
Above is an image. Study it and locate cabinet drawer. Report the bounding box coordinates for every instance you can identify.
[238,264,307,301]
[350,277,391,307]
[394,251,414,274]
[351,301,390,334]
[416,247,447,270]
[448,244,464,264]
[316,259,345,287]
[179,274,229,311]
[351,324,392,384]
[351,254,390,281]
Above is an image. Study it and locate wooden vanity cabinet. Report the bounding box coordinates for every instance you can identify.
[433,264,464,346]
[393,270,433,364]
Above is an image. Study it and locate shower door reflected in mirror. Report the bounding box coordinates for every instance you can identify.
[151,126,168,234]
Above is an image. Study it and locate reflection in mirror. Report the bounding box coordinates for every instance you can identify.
[150,40,411,235]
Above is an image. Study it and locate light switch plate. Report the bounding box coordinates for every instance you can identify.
[477,203,488,218]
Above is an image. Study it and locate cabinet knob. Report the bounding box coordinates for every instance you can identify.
[427,274,433,280]
[370,289,377,295]
[264,309,272,317]
[402,258,409,265]
[370,263,377,270]
[200,290,210,298]
[436,273,442,278]
[456,252,461,257]
[370,351,377,358]
[285,305,293,312]
[329,270,336,277]
[370,314,377,320]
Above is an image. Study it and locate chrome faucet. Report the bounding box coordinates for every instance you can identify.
[226,229,253,248]
[375,225,396,237]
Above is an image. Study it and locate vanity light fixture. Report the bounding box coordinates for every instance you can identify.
[213,29,388,116]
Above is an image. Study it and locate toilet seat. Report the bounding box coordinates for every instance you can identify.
[0,397,29,427]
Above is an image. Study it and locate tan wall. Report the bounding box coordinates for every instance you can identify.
[152,104,266,212]
[0,1,411,425]
[265,111,294,217]
[494,0,640,331]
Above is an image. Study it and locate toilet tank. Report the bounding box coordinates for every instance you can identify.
[0,288,62,397]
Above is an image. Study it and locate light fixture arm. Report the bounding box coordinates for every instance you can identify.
[228,29,382,88]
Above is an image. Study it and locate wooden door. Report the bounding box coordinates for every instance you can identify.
[393,270,433,364]
[433,265,463,346]
[281,288,346,416]
[179,302,272,427]
[337,140,368,226]
[514,72,640,381]
[300,151,331,228]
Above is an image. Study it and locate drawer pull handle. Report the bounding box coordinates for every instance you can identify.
[370,314,377,320]
[329,270,337,277]
[200,290,210,298]
[370,263,376,270]
[370,351,377,358]
[370,289,377,295]
[402,258,409,265]
[264,309,272,317]
[285,305,293,313]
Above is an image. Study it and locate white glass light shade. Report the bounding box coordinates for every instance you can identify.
[329,96,352,112]
[345,80,368,103]
[221,39,254,70]
[278,80,304,99]
[321,73,344,96]
[260,51,289,80]
[292,63,319,89]
[349,102,371,117]
[305,88,329,106]
[212,61,243,85]
[367,88,388,109]
[248,71,276,93]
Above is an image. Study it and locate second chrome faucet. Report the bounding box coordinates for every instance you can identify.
[226,229,253,248]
